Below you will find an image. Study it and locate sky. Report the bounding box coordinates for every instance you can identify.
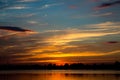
[0,0,120,65]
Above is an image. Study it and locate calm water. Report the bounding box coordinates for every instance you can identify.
[0,70,120,80]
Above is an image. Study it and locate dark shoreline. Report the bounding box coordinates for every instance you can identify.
[0,61,120,71]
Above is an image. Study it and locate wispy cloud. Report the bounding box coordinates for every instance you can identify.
[44,30,119,45]
[71,12,113,19]
[12,13,36,18]
[25,41,120,64]
[6,5,29,10]
[39,21,120,45]
[89,21,120,30]
[93,12,113,17]
[27,21,38,24]
[0,0,33,10]
[17,0,38,3]
[39,3,64,9]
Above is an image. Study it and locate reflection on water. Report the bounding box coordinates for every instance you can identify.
[0,70,120,80]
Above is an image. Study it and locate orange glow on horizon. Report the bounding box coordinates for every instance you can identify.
[34,52,107,59]
[54,61,67,66]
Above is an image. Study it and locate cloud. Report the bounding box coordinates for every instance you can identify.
[106,41,119,44]
[0,0,33,10]
[41,21,120,45]
[6,5,29,9]
[71,12,113,19]
[60,42,120,54]
[17,0,38,2]
[0,22,120,64]
[89,21,120,30]
[25,22,119,50]
[0,26,33,32]
[25,41,120,64]
[45,31,119,45]
[27,21,38,24]
[39,3,64,9]
[0,26,37,40]
[95,0,120,10]
[92,12,113,17]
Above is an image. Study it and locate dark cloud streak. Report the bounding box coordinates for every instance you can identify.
[106,41,119,44]
[0,26,33,32]
[95,0,120,9]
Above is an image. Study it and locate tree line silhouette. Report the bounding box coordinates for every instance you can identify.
[0,61,120,70]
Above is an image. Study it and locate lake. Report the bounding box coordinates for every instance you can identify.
[0,70,120,80]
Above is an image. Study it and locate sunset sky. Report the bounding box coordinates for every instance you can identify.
[0,0,120,65]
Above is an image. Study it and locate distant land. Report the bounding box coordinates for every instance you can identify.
[0,61,120,70]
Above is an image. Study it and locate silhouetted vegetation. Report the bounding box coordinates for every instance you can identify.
[0,61,120,70]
